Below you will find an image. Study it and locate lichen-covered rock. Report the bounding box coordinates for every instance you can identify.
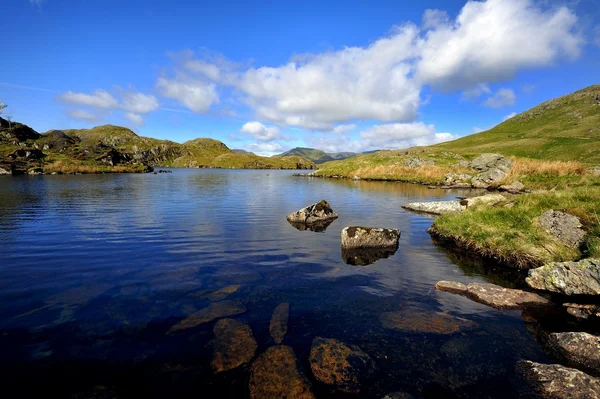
[564,303,600,320]
[249,345,314,399]
[470,153,513,172]
[460,193,506,208]
[309,337,377,393]
[341,226,400,249]
[539,210,586,249]
[500,180,525,193]
[210,318,257,373]
[435,281,549,310]
[286,200,338,226]
[548,332,600,374]
[517,360,600,399]
[404,157,434,168]
[380,308,477,334]
[526,259,600,295]
[167,300,247,334]
[269,303,289,344]
[402,201,465,215]
[444,173,472,186]
[471,167,508,188]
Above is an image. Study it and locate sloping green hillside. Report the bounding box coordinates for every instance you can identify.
[276,147,359,164]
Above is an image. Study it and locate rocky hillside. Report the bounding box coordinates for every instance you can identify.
[276,147,358,164]
[0,119,315,175]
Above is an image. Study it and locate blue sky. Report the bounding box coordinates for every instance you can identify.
[2,0,599,155]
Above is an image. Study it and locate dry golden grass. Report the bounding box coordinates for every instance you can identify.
[509,157,586,177]
[43,161,143,174]
[352,164,470,184]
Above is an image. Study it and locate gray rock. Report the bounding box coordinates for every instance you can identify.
[548,332,600,374]
[210,318,257,373]
[517,360,600,399]
[269,303,289,344]
[435,281,549,309]
[402,200,465,215]
[404,157,434,168]
[471,167,508,187]
[539,210,586,249]
[309,337,377,393]
[526,259,600,295]
[0,167,10,175]
[341,226,400,249]
[460,194,506,208]
[444,173,472,185]
[564,303,600,320]
[500,180,525,193]
[287,200,338,226]
[470,153,513,172]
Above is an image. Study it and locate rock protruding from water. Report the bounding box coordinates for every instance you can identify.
[288,218,335,233]
[435,281,549,310]
[287,200,338,227]
[564,303,600,320]
[402,200,465,215]
[469,153,513,188]
[539,210,586,249]
[167,300,247,334]
[380,308,477,334]
[341,226,400,249]
[269,303,289,344]
[526,259,600,295]
[517,360,600,399]
[341,247,398,266]
[210,318,257,373]
[309,337,377,393]
[249,345,314,399]
[548,332,600,374]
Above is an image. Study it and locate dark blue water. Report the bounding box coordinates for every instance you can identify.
[0,169,550,398]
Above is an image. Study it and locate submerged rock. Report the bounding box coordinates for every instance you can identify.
[286,200,338,226]
[539,210,586,249]
[526,259,600,295]
[435,281,549,310]
[517,360,600,399]
[309,337,377,393]
[207,285,241,301]
[564,303,600,320]
[380,308,477,334]
[548,332,600,374]
[167,300,247,334]
[341,246,398,266]
[249,345,314,399]
[210,318,257,373]
[269,303,290,344]
[402,200,464,215]
[341,226,400,249]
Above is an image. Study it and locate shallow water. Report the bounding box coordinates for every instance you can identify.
[0,169,552,398]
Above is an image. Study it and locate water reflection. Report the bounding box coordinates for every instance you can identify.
[341,246,398,266]
[287,218,335,232]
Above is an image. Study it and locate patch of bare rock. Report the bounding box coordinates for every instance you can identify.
[435,281,549,310]
[548,332,600,374]
[402,193,506,215]
[538,210,586,249]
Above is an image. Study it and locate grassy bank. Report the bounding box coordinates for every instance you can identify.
[429,187,600,268]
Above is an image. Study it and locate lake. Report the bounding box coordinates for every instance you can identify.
[0,169,552,398]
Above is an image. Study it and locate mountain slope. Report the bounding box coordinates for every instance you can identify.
[276,147,357,164]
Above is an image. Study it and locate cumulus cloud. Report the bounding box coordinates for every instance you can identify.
[484,88,516,109]
[503,112,518,121]
[461,83,491,101]
[65,109,98,123]
[156,77,218,113]
[124,112,145,126]
[244,142,288,156]
[58,90,119,109]
[332,124,357,134]
[239,121,284,142]
[121,91,159,114]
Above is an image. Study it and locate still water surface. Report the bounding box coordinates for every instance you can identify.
[0,169,550,398]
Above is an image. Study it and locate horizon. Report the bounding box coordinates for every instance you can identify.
[2,0,600,155]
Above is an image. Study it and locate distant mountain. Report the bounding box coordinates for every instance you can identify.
[276,147,361,164]
[231,149,256,155]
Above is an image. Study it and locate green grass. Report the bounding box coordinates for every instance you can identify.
[429,187,600,268]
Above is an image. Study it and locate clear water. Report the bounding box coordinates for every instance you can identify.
[0,169,551,398]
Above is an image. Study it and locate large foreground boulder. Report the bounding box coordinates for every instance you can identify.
[435,281,549,310]
[517,360,600,399]
[287,200,338,226]
[548,332,600,374]
[539,210,586,249]
[526,259,600,295]
[341,226,400,249]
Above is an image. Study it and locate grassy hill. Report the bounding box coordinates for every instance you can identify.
[276,147,358,164]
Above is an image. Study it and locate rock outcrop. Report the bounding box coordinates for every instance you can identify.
[210,318,257,373]
[167,300,247,334]
[435,281,549,310]
[309,337,377,393]
[469,153,513,189]
[517,360,600,399]
[564,303,600,320]
[539,210,586,249]
[526,259,600,295]
[286,200,338,227]
[548,332,600,374]
[269,303,289,344]
[249,345,314,399]
[341,227,400,249]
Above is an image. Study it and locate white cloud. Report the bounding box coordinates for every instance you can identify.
[484,88,516,109]
[332,124,357,134]
[121,91,159,114]
[503,112,518,121]
[124,112,145,126]
[239,121,283,142]
[65,109,98,123]
[156,77,218,113]
[422,9,450,30]
[244,142,288,156]
[58,90,119,109]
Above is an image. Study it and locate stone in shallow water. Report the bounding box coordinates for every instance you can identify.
[380,309,477,335]
[341,226,400,249]
[517,360,600,399]
[526,259,600,295]
[286,200,338,226]
[207,285,241,301]
[435,281,549,310]
[249,345,314,399]
[269,303,289,344]
[167,300,246,334]
[402,201,465,215]
[210,318,257,373]
[548,332,600,374]
[309,337,377,393]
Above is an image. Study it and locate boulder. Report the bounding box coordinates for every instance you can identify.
[309,337,377,393]
[548,332,600,374]
[470,153,513,172]
[499,180,525,193]
[402,201,465,215]
[526,259,600,295]
[380,308,477,334]
[341,226,400,249]
[460,193,506,208]
[249,345,314,399]
[269,303,289,344]
[210,318,257,373]
[471,168,508,188]
[435,281,549,310]
[564,303,600,320]
[517,360,600,399]
[444,173,472,185]
[539,210,586,249]
[404,157,434,168]
[167,300,247,334]
[286,200,338,226]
